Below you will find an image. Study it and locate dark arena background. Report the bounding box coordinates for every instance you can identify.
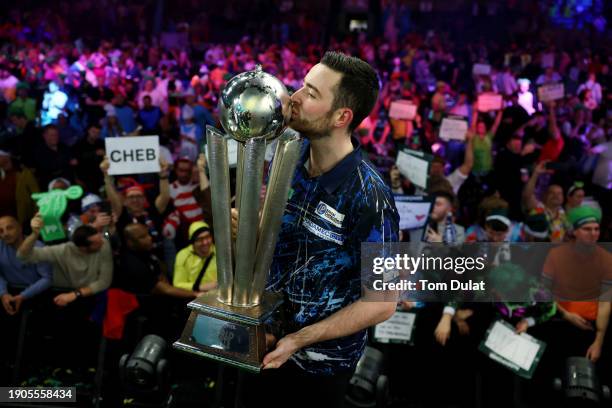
[0,1,611,407]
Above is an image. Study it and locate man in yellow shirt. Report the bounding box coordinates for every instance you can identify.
[173,221,217,292]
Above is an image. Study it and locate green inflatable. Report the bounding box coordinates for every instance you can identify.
[31,186,83,242]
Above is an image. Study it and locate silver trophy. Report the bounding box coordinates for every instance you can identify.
[174,66,302,372]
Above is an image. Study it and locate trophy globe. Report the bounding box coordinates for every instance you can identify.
[218,65,292,143]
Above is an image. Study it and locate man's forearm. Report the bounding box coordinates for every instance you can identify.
[104,175,123,216]
[17,232,40,258]
[595,302,611,343]
[289,300,396,350]
[548,109,560,139]
[491,110,503,135]
[459,138,474,175]
[470,108,478,132]
[85,260,113,294]
[155,178,170,213]
[21,276,52,299]
[522,173,538,206]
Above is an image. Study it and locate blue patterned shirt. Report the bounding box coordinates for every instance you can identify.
[268,138,399,375]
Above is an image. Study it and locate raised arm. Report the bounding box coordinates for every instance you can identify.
[17,214,43,259]
[546,101,561,140]
[100,157,124,217]
[458,131,474,176]
[490,109,503,136]
[522,161,548,212]
[470,102,479,132]
[155,159,171,214]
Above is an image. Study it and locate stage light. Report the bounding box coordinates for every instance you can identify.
[345,346,389,408]
[553,357,611,407]
[119,334,169,392]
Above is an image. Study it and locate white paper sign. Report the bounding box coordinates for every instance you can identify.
[472,63,491,76]
[477,93,503,112]
[389,100,417,120]
[394,196,432,230]
[484,320,542,371]
[396,150,429,189]
[440,118,468,141]
[204,138,239,167]
[105,136,160,175]
[537,83,564,102]
[374,311,416,343]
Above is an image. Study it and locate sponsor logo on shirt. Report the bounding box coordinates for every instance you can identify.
[315,201,345,228]
[303,217,344,245]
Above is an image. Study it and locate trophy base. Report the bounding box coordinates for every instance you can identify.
[173,290,282,373]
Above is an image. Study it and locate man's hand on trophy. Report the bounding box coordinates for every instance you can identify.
[262,333,300,370]
[265,333,277,350]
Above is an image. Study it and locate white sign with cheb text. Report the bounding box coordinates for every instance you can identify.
[440,118,468,141]
[537,83,564,102]
[389,100,417,120]
[477,93,503,112]
[105,136,160,175]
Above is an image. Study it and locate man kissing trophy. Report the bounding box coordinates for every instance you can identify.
[174,66,302,372]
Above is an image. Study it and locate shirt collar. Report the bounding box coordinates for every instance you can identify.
[300,137,363,195]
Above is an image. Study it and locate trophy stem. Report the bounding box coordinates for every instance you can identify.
[249,129,303,305]
[235,143,245,211]
[206,126,234,304]
[232,137,267,306]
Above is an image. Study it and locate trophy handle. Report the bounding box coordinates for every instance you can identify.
[249,129,302,305]
[206,126,234,304]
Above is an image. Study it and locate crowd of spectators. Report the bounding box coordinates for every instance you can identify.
[0,0,611,406]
